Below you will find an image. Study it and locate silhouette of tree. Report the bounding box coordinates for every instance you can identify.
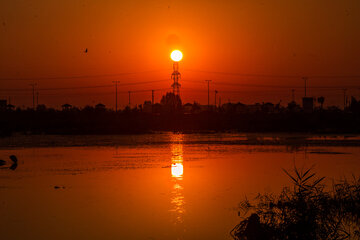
[36,104,47,112]
[82,105,94,113]
[95,103,106,111]
[62,103,72,111]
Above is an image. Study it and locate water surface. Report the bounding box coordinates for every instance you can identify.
[1,133,359,240]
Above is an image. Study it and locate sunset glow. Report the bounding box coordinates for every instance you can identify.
[1,1,360,240]
[1,1,359,108]
[170,137,185,223]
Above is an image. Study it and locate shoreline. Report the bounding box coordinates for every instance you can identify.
[1,132,360,148]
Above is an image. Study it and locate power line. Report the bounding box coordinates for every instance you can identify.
[2,88,173,97]
[0,69,169,81]
[180,87,314,92]
[4,84,358,97]
[0,80,169,92]
[0,84,113,92]
[5,81,359,92]
[124,88,171,93]
[181,79,360,89]
[183,69,360,79]
[0,70,169,81]
[184,69,300,78]
[3,68,359,82]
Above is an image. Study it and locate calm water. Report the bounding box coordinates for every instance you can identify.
[1,133,360,240]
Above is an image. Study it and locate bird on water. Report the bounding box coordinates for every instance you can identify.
[9,155,18,164]
[0,155,18,170]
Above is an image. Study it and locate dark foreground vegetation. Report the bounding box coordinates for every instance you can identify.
[231,167,360,240]
[1,94,360,135]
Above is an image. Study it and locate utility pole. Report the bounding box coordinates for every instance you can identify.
[205,80,212,108]
[302,77,308,97]
[215,90,218,107]
[343,88,347,110]
[128,91,131,107]
[152,90,154,104]
[36,92,39,107]
[112,81,120,112]
[29,83,37,110]
[219,97,221,108]
[291,89,295,102]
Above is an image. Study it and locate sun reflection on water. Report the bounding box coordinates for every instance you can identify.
[170,134,185,225]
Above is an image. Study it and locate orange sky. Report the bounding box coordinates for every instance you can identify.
[0,0,360,108]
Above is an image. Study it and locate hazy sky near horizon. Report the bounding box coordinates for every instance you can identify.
[1,0,360,107]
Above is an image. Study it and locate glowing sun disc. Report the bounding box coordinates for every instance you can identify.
[171,163,183,177]
[171,50,183,62]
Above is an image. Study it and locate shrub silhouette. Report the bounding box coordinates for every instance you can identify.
[231,167,360,240]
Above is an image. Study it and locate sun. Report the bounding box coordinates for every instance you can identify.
[171,163,183,178]
[170,50,183,62]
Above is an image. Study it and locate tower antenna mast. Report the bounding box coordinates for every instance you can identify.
[170,50,182,96]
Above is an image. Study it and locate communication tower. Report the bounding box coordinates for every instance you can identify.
[170,50,183,96]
